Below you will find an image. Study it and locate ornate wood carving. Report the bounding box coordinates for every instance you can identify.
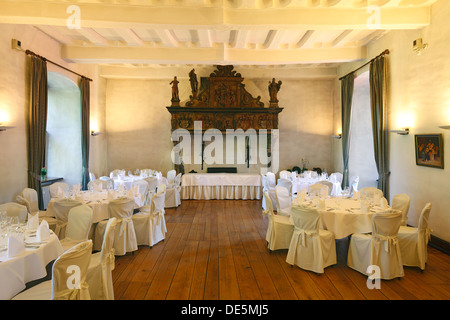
[167,65,283,132]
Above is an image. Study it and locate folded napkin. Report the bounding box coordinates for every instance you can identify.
[36,220,51,242]
[353,191,360,199]
[360,200,370,213]
[7,234,25,257]
[72,183,81,195]
[27,213,39,230]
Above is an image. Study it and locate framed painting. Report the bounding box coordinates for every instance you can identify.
[415,134,444,169]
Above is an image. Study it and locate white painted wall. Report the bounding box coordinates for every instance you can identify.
[0,24,104,203]
[104,76,336,177]
[334,0,450,241]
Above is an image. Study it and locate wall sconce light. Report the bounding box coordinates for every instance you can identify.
[438,126,450,130]
[0,124,14,132]
[389,128,409,135]
[331,134,342,139]
[91,131,104,136]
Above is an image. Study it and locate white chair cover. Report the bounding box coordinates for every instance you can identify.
[275,186,291,216]
[132,180,148,199]
[397,203,432,270]
[277,178,292,195]
[52,198,83,239]
[144,177,159,205]
[262,175,277,211]
[348,176,359,195]
[167,169,176,186]
[17,189,57,230]
[392,193,411,226]
[308,183,329,197]
[317,181,333,195]
[86,218,117,300]
[60,204,93,251]
[263,192,294,251]
[94,198,138,255]
[266,172,276,188]
[286,205,336,273]
[133,192,167,247]
[0,202,28,223]
[361,187,384,202]
[165,173,181,208]
[279,170,290,180]
[329,172,343,184]
[89,172,96,182]
[347,210,404,280]
[12,240,93,300]
[49,182,70,198]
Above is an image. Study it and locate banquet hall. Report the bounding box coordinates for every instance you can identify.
[0,0,449,302]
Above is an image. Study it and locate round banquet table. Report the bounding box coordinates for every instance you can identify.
[0,231,63,300]
[46,191,146,224]
[291,197,389,239]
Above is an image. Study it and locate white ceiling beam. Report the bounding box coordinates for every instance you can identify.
[77,28,108,46]
[154,30,179,47]
[34,25,73,44]
[115,28,145,46]
[0,1,431,30]
[196,29,213,48]
[61,43,366,65]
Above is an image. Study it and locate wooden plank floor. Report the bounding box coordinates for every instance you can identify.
[112,199,450,300]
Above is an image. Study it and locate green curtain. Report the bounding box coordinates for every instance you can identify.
[80,77,90,191]
[341,73,354,189]
[27,55,48,210]
[369,55,390,200]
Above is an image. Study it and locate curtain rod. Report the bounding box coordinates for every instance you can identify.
[25,49,93,82]
[339,49,389,81]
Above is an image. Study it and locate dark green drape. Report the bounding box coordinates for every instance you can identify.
[80,77,90,191]
[27,55,48,210]
[369,55,390,200]
[341,73,354,189]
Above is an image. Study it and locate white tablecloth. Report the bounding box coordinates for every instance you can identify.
[47,190,145,224]
[181,173,262,200]
[294,177,342,196]
[0,231,63,300]
[291,197,388,239]
[113,175,160,190]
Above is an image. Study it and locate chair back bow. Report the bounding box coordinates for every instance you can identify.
[374,234,399,253]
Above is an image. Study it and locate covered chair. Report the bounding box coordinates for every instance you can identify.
[86,218,117,300]
[279,170,290,180]
[12,240,93,300]
[361,187,384,201]
[49,182,70,198]
[132,191,167,248]
[329,172,343,184]
[263,192,294,252]
[60,204,94,251]
[144,177,158,205]
[286,205,336,274]
[52,198,84,239]
[348,176,360,195]
[277,178,292,195]
[317,181,333,196]
[308,183,329,197]
[17,188,57,230]
[347,210,404,280]
[166,169,176,187]
[0,202,28,223]
[262,174,277,211]
[94,197,137,255]
[397,203,432,271]
[132,179,149,204]
[275,185,292,216]
[165,172,181,208]
[392,193,411,226]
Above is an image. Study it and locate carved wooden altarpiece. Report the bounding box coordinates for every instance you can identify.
[167,65,283,132]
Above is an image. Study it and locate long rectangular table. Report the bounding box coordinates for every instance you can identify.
[181,173,262,200]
